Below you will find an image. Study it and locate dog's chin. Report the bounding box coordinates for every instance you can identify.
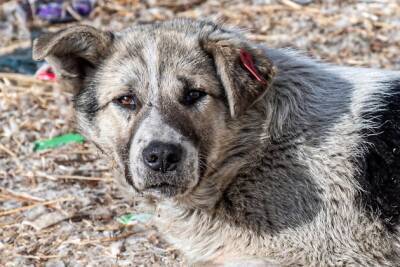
[130,170,200,199]
[142,182,184,198]
[137,179,198,199]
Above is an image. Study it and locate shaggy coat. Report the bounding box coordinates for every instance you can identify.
[33,19,400,266]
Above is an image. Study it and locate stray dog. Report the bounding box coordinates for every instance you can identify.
[33,19,400,266]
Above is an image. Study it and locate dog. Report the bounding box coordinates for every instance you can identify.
[33,19,400,266]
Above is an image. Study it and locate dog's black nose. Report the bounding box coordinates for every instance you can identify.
[142,141,183,173]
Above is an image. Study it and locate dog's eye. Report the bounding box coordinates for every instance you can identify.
[181,90,206,106]
[114,94,137,110]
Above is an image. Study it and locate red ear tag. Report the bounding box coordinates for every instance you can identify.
[239,48,266,85]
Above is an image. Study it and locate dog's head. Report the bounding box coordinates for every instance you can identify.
[33,19,275,201]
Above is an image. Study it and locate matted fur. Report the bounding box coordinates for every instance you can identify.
[33,19,400,266]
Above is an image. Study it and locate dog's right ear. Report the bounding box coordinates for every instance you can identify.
[33,25,114,94]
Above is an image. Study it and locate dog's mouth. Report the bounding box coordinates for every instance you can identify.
[143,182,182,198]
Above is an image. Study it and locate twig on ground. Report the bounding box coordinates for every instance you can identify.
[66,231,136,246]
[36,173,113,182]
[0,187,45,202]
[0,197,74,217]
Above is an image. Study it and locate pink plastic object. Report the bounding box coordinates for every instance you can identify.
[239,48,266,84]
[35,64,56,81]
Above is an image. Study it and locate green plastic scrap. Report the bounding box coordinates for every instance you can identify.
[33,133,85,151]
[117,213,153,225]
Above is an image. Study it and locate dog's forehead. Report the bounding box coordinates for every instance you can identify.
[116,28,209,72]
[95,28,217,102]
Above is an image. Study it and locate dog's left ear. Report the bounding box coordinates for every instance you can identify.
[202,32,275,118]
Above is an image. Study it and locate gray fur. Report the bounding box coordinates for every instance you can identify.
[33,19,400,266]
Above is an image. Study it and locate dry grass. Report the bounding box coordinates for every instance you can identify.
[1,0,400,266]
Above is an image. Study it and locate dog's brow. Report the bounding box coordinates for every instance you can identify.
[177,76,193,90]
[177,75,222,98]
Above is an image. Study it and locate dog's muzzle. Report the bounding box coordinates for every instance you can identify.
[140,141,186,197]
[128,109,198,198]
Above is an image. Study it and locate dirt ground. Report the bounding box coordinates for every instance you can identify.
[1,0,400,266]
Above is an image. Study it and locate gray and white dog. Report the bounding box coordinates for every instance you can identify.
[33,19,400,266]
